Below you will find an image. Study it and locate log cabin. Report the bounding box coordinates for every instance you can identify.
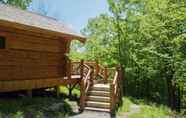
[0,4,124,113]
[0,3,86,94]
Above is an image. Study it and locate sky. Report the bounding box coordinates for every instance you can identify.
[29,0,110,33]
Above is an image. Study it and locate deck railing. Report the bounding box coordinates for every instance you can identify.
[79,61,93,110]
[110,66,123,112]
[67,59,123,112]
[91,64,123,112]
[94,63,123,112]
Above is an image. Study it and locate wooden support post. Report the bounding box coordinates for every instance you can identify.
[104,66,108,83]
[80,60,84,79]
[69,85,73,98]
[79,79,85,111]
[55,86,60,98]
[110,83,115,113]
[95,61,99,77]
[90,66,94,85]
[27,89,32,98]
[67,59,72,80]
[79,60,85,111]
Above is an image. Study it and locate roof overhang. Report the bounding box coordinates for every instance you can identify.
[0,19,86,43]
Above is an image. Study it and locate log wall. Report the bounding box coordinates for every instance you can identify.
[0,29,70,92]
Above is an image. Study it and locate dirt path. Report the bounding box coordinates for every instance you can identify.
[68,101,140,118]
[70,111,111,118]
[68,101,113,118]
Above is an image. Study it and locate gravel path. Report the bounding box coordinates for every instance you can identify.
[70,111,112,118]
[68,101,114,118]
[68,101,140,118]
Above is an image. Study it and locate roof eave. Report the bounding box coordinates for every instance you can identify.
[0,19,86,43]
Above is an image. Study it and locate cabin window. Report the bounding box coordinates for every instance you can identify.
[0,36,5,49]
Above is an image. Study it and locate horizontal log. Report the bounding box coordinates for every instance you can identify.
[0,78,80,92]
[0,65,66,80]
[0,49,65,66]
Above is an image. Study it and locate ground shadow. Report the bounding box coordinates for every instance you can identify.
[0,90,73,118]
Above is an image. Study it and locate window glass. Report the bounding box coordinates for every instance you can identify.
[0,36,5,49]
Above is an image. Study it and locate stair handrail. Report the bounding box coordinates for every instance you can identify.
[68,59,123,112]
[66,57,82,78]
[95,64,109,83]
[110,66,123,112]
[83,64,92,93]
[80,60,93,111]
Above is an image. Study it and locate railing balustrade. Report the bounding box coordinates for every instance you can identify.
[66,59,123,112]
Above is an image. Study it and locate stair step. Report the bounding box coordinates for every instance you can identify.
[88,90,110,97]
[91,85,110,91]
[88,96,110,102]
[85,107,110,112]
[86,101,110,109]
[93,84,110,88]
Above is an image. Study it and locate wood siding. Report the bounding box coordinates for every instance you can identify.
[0,29,70,92]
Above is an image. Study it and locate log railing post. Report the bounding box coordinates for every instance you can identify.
[80,60,84,79]
[79,59,85,111]
[104,66,108,83]
[90,66,94,85]
[110,83,115,113]
[80,79,85,111]
[95,61,99,77]
[67,59,72,80]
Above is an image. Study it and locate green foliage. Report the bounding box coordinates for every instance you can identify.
[59,86,80,97]
[70,14,118,66]
[128,104,175,118]
[0,97,72,118]
[118,97,133,114]
[107,0,186,106]
[0,0,32,9]
[118,97,186,118]
[70,0,186,107]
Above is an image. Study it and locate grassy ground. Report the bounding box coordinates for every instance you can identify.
[59,86,80,98]
[0,97,72,118]
[118,97,186,118]
[0,86,80,118]
[118,97,132,113]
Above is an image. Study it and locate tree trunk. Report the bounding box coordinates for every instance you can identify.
[166,78,173,108]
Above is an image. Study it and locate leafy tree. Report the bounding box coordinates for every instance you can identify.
[71,0,186,110]
[70,14,118,66]
[107,0,186,108]
[0,0,32,9]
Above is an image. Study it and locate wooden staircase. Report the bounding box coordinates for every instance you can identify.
[69,60,124,113]
[85,83,111,112]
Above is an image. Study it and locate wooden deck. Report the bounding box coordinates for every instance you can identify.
[0,59,82,93]
[0,75,81,93]
[63,75,81,80]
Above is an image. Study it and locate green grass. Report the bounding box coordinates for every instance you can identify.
[129,104,173,118]
[59,86,80,97]
[0,86,80,118]
[0,97,72,118]
[118,97,186,118]
[118,97,133,114]
[0,86,81,118]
